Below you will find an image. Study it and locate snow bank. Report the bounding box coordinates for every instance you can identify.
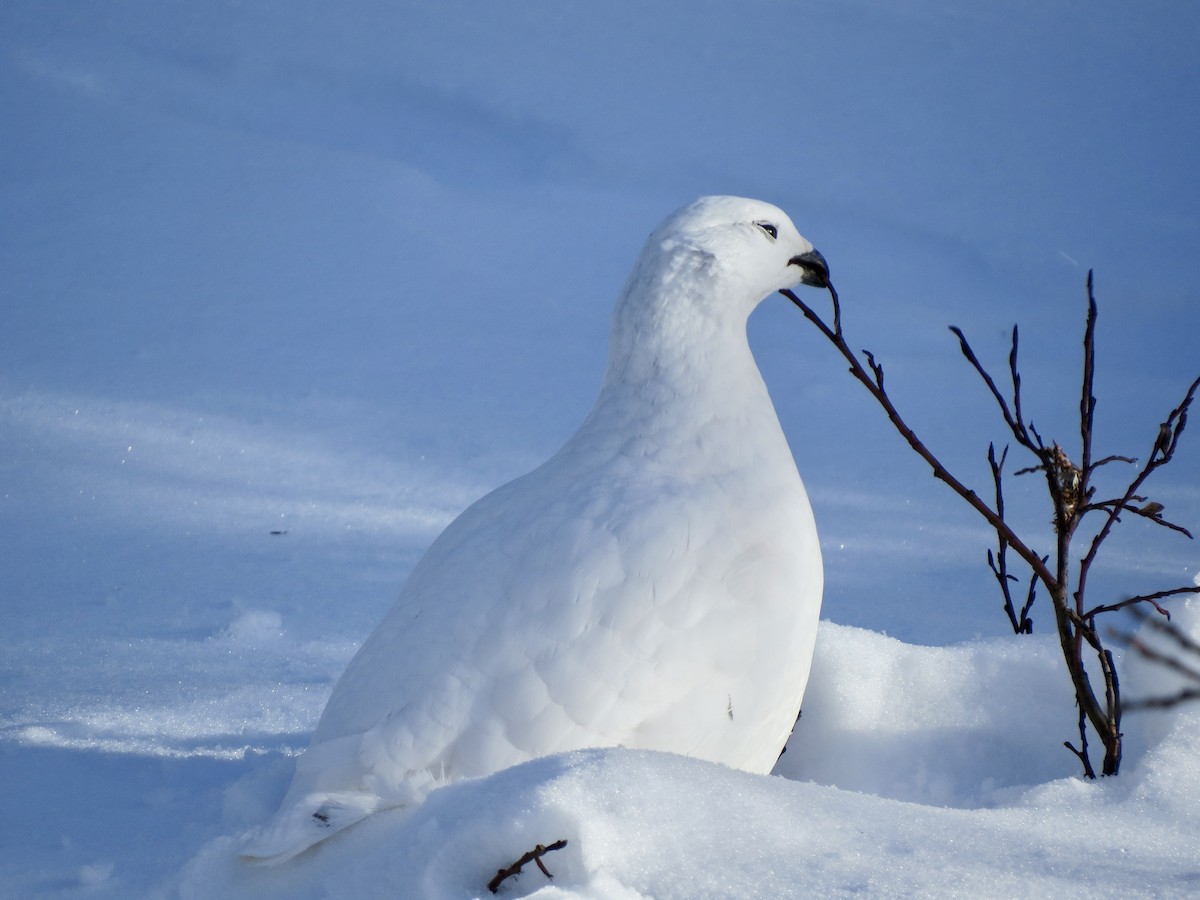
[177,622,1200,898]
[778,624,1079,805]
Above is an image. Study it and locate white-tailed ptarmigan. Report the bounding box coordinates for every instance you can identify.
[243,195,829,864]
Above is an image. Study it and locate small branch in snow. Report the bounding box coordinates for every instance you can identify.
[1064,708,1096,779]
[487,839,568,894]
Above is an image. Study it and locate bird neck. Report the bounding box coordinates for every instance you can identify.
[601,255,759,396]
[599,312,759,407]
[567,281,786,475]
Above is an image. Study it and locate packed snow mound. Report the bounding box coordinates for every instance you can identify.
[179,622,1200,897]
[778,623,1080,805]
[182,741,1200,899]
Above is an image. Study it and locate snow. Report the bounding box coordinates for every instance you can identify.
[180,624,1200,898]
[2,0,1199,896]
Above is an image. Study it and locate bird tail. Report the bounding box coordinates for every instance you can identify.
[239,791,379,867]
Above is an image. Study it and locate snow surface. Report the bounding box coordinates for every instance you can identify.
[187,620,1200,898]
[2,1,1199,896]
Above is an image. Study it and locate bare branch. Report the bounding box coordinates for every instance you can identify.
[1080,499,1195,539]
[785,273,1199,777]
[1064,707,1096,779]
[782,286,1056,589]
[1075,373,1200,640]
[1152,375,1200,465]
[1079,271,1098,482]
[488,840,568,894]
[949,325,1035,451]
[1078,383,1200,582]
[1018,564,1041,633]
[1008,326,1027,442]
[987,443,1035,634]
[1144,517,1194,538]
[1085,586,1200,621]
[1028,420,1046,451]
[861,349,885,389]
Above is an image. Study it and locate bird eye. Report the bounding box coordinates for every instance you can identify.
[754,221,778,241]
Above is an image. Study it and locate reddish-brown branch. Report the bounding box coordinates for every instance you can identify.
[950,325,1037,452]
[1084,586,1200,620]
[1077,375,1200,598]
[487,840,568,894]
[1079,499,1195,538]
[783,272,1198,778]
[781,286,1055,589]
[1079,273,1099,488]
[987,443,1036,634]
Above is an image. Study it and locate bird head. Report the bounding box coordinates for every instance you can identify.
[638,196,829,320]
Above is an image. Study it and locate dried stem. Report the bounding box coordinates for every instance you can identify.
[783,271,1198,777]
[1064,707,1096,779]
[487,840,568,894]
[1085,586,1200,620]
[987,443,1036,633]
[781,286,1055,588]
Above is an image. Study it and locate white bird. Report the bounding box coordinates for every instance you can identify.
[243,195,828,864]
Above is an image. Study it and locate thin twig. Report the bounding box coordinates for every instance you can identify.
[1077,376,1200,588]
[1085,586,1200,620]
[1018,565,1041,633]
[1009,326,1029,447]
[1064,706,1096,779]
[1091,454,1137,469]
[1079,500,1195,538]
[1079,272,1098,488]
[987,443,1034,633]
[949,325,1030,449]
[784,275,1199,777]
[781,286,1055,588]
[487,840,568,894]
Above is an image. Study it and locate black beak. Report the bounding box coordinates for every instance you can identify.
[788,249,830,289]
